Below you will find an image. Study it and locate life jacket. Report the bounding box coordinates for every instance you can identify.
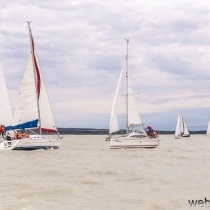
[15,133,21,139]
[0,125,3,133]
[152,131,157,137]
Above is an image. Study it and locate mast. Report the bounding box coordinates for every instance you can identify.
[125,38,129,132]
[27,21,42,134]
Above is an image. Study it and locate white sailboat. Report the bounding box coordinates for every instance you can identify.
[174,113,190,139]
[0,64,13,138]
[206,117,210,136]
[109,39,159,149]
[0,22,61,150]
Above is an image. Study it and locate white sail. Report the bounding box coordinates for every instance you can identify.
[13,54,38,129]
[33,48,57,133]
[175,113,190,137]
[180,114,184,133]
[175,114,181,136]
[109,62,125,134]
[206,119,210,136]
[127,77,142,128]
[109,110,119,134]
[12,23,57,133]
[183,121,189,135]
[0,64,13,128]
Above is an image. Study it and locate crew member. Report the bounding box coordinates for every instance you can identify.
[22,131,29,138]
[14,130,21,139]
[147,126,153,136]
[0,124,5,136]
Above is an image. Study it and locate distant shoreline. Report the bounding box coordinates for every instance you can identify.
[57,128,206,135]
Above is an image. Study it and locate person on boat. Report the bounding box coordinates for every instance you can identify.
[147,126,153,136]
[151,130,157,138]
[146,126,158,138]
[6,130,15,140]
[21,130,29,138]
[0,124,5,136]
[14,130,21,139]
[6,131,11,140]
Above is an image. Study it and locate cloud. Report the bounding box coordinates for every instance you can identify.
[1,0,210,130]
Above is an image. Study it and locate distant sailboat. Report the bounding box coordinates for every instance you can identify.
[0,22,61,150]
[206,117,210,136]
[175,113,190,139]
[109,39,159,149]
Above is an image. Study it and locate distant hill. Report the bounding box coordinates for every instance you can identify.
[57,128,206,135]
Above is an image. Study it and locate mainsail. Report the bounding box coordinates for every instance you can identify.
[127,76,142,129]
[12,53,39,130]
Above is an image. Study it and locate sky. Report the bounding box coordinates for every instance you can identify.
[0,0,210,130]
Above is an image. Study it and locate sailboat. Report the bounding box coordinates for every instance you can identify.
[109,39,159,149]
[0,64,13,139]
[174,113,190,139]
[0,22,61,150]
[205,117,210,136]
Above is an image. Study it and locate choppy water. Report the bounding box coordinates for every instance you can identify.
[0,134,210,210]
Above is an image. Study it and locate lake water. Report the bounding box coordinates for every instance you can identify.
[0,134,210,210]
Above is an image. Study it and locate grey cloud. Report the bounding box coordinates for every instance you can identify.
[1,0,210,129]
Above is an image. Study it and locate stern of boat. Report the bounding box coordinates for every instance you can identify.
[0,140,20,150]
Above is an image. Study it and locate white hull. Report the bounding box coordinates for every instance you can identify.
[0,135,60,150]
[110,132,159,149]
[175,134,190,139]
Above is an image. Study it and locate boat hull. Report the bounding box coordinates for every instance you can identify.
[175,134,190,139]
[110,135,159,149]
[0,135,60,150]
